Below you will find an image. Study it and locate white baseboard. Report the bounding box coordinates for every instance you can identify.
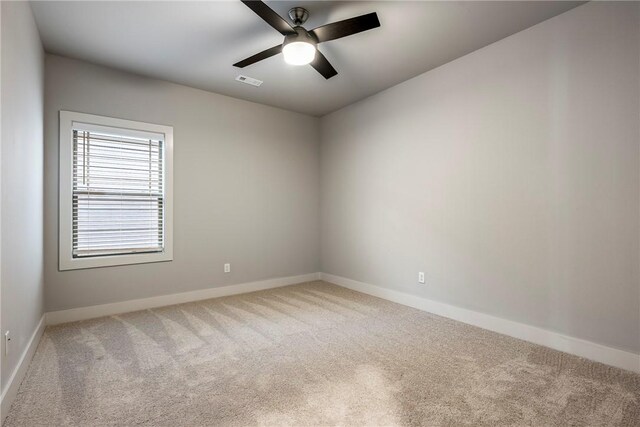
[1,315,46,423]
[321,273,640,373]
[46,272,321,325]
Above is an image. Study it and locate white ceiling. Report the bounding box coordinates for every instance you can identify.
[31,1,584,116]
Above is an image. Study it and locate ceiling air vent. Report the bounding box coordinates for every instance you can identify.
[235,75,263,87]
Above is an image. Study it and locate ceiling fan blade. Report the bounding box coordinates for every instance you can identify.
[240,0,295,36]
[310,51,337,80]
[233,44,282,68]
[310,12,380,43]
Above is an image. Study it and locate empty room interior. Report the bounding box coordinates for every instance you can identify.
[1,0,640,425]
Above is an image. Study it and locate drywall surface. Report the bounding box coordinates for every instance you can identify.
[1,2,45,390]
[44,55,320,311]
[320,2,640,353]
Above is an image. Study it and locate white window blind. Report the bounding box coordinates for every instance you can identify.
[72,127,165,258]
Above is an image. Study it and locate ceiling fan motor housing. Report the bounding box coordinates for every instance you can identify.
[283,26,318,48]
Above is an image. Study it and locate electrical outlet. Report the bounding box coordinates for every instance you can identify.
[4,331,10,356]
[418,272,425,284]
[224,263,231,273]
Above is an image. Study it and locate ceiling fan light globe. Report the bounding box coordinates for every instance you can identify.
[283,42,316,66]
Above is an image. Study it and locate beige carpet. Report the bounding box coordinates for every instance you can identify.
[5,281,640,426]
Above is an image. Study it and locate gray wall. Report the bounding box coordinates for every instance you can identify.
[1,2,45,390]
[320,2,640,353]
[44,55,320,312]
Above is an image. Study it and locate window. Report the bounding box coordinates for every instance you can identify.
[59,111,173,270]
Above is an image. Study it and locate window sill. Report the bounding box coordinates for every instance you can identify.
[59,251,173,271]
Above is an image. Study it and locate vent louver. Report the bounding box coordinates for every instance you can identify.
[235,75,263,87]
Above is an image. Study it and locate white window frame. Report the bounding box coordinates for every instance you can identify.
[59,111,174,270]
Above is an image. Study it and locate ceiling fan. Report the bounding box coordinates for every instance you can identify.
[234,0,381,79]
